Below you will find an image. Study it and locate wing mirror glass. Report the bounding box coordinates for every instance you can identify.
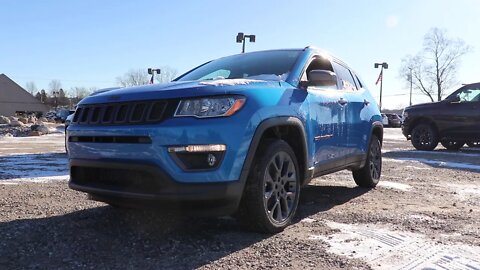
[307,70,337,88]
[449,95,461,103]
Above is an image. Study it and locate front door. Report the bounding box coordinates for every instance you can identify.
[441,84,480,140]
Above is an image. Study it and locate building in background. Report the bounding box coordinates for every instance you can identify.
[0,73,49,116]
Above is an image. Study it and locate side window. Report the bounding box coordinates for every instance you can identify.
[332,62,357,91]
[456,87,480,102]
[301,56,335,86]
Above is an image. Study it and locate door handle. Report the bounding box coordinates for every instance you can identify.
[337,98,348,106]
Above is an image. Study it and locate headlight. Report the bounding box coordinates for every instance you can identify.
[174,96,246,118]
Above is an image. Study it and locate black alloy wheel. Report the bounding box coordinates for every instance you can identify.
[238,139,300,233]
[441,140,465,151]
[353,134,382,187]
[411,123,439,151]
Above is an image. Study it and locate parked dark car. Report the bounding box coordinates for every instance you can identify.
[402,82,480,151]
[385,113,401,128]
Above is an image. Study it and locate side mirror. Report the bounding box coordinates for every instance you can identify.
[449,95,461,103]
[307,70,337,87]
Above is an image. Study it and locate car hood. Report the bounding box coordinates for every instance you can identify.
[404,100,444,111]
[79,79,284,105]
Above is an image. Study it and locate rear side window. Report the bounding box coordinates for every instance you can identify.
[332,62,357,91]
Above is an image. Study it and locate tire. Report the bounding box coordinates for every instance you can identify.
[441,140,465,151]
[411,123,439,151]
[467,141,480,148]
[238,139,301,233]
[352,134,381,187]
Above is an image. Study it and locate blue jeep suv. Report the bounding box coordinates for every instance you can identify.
[67,47,383,233]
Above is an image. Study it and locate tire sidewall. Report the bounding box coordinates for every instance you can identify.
[249,140,301,231]
[411,123,438,151]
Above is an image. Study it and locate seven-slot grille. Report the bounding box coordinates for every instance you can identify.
[72,100,171,125]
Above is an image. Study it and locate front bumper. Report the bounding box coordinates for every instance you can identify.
[69,159,244,214]
[401,122,411,139]
[67,115,255,184]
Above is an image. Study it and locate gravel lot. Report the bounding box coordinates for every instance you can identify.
[0,128,479,269]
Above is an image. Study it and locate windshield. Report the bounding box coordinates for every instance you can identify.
[176,50,301,82]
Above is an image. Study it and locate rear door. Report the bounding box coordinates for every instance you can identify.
[331,62,365,159]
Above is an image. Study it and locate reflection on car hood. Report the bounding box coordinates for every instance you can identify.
[404,100,443,111]
[79,79,283,105]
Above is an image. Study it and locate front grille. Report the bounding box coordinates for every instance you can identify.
[72,100,175,126]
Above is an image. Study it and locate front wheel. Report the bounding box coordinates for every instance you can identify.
[352,134,382,187]
[238,139,300,233]
[411,123,439,151]
[441,140,465,151]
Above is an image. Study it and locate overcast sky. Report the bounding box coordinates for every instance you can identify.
[1,0,478,109]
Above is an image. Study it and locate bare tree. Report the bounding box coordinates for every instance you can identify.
[399,28,471,102]
[68,86,95,99]
[116,69,150,87]
[155,66,178,83]
[25,81,37,95]
[48,79,62,94]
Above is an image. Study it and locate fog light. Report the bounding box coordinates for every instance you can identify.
[168,144,226,171]
[207,154,216,167]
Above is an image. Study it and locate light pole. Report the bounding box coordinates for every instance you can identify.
[236,32,256,53]
[408,67,413,106]
[374,62,388,110]
[148,68,161,84]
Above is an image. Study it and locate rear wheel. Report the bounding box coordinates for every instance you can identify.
[352,134,381,187]
[238,139,300,233]
[441,140,465,151]
[411,123,439,151]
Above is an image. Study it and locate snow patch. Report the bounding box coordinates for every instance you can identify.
[395,157,480,171]
[404,165,431,170]
[393,149,480,158]
[311,221,480,270]
[0,175,69,184]
[301,218,316,223]
[408,214,436,222]
[383,133,407,141]
[0,182,19,185]
[377,181,412,191]
[0,153,68,181]
[447,183,480,199]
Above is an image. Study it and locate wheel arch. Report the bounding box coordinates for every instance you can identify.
[371,121,384,145]
[239,117,310,186]
[407,117,439,136]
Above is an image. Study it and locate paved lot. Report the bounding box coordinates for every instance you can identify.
[0,129,479,269]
